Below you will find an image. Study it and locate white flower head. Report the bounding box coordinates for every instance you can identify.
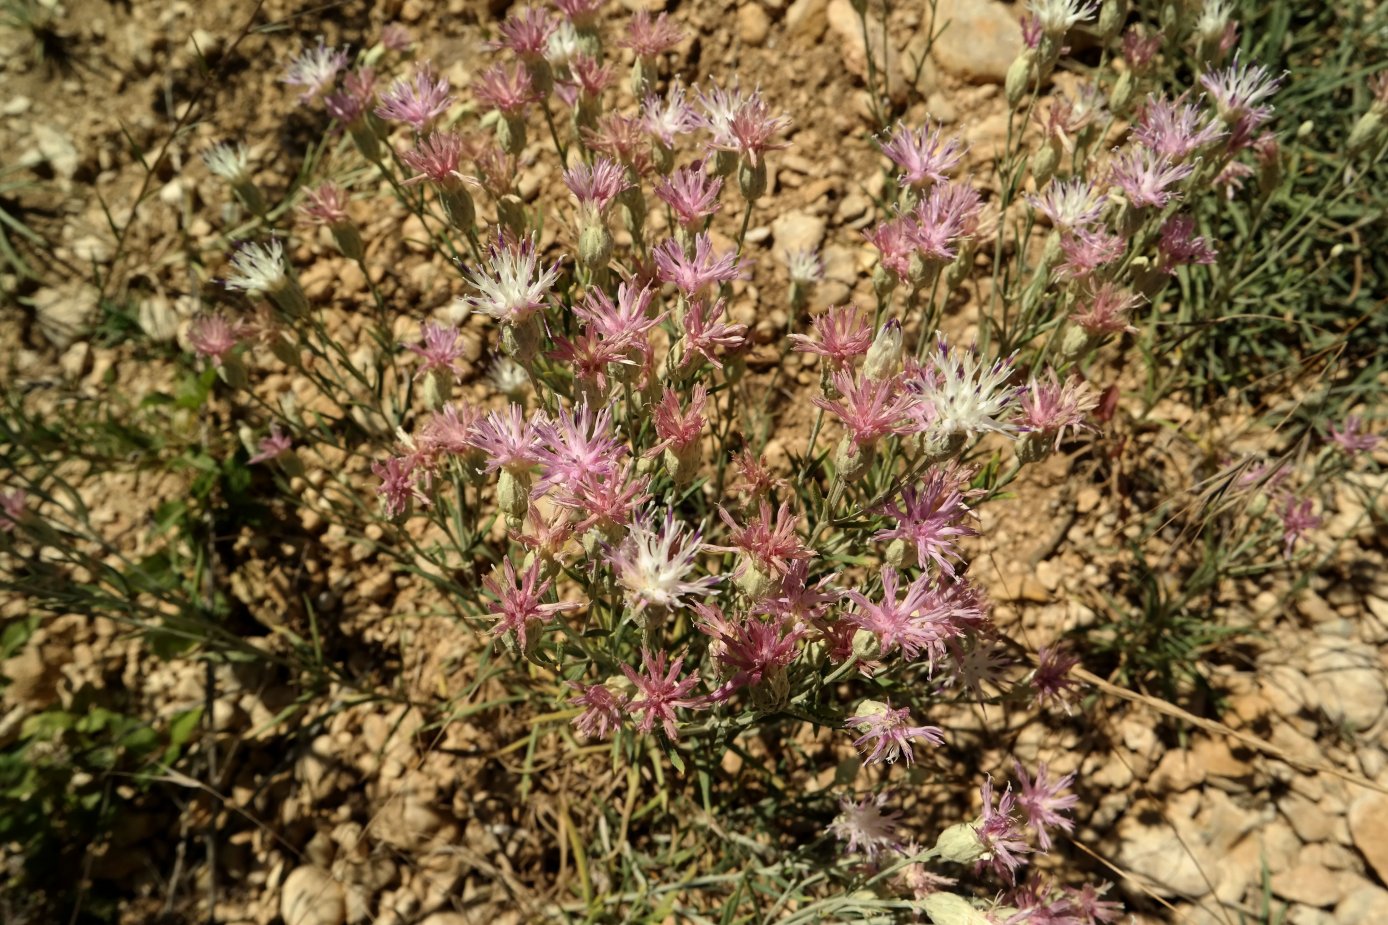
[545,21,581,68]
[782,247,824,286]
[608,510,719,614]
[913,334,1020,439]
[203,142,251,182]
[489,356,531,400]
[1028,0,1099,37]
[462,236,562,325]
[225,240,288,294]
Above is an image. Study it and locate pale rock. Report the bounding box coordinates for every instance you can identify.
[1215,833,1270,904]
[738,4,771,45]
[417,916,474,925]
[33,123,80,179]
[3,96,31,116]
[619,0,666,9]
[771,210,827,256]
[1359,747,1386,780]
[1347,792,1388,883]
[1280,791,1339,843]
[785,0,827,37]
[1304,636,1385,731]
[899,26,941,96]
[1260,818,1303,874]
[280,866,346,925]
[32,281,100,348]
[929,0,1022,84]
[1116,808,1215,897]
[138,295,181,342]
[826,0,905,103]
[1335,881,1388,925]
[1197,788,1264,854]
[1272,864,1348,907]
[1285,907,1338,925]
[59,341,90,379]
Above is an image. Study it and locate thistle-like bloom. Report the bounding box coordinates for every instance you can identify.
[653,233,742,297]
[225,240,289,295]
[1108,147,1193,209]
[491,6,556,59]
[372,455,430,517]
[911,336,1020,438]
[282,40,348,103]
[1070,282,1141,336]
[202,142,251,182]
[417,403,483,461]
[813,371,918,447]
[730,448,788,501]
[1072,882,1125,923]
[1028,178,1106,232]
[400,132,471,185]
[699,81,792,166]
[641,80,702,147]
[461,236,561,324]
[380,23,413,52]
[565,53,615,101]
[1017,372,1099,448]
[325,68,376,123]
[533,403,627,495]
[829,793,902,860]
[874,467,979,576]
[622,648,702,740]
[1122,28,1162,72]
[469,404,547,474]
[407,322,465,381]
[622,10,684,57]
[552,460,652,532]
[703,610,805,696]
[843,565,955,662]
[1027,0,1098,38]
[650,384,707,455]
[1031,644,1080,709]
[298,182,352,225]
[974,776,1031,882]
[609,510,719,613]
[783,247,823,286]
[484,555,580,649]
[847,701,944,766]
[1156,214,1217,271]
[0,490,25,533]
[654,161,722,227]
[1199,54,1282,138]
[583,113,652,175]
[553,0,604,27]
[715,501,812,579]
[1056,227,1125,281]
[1279,495,1320,558]
[375,65,453,130]
[474,61,538,115]
[788,305,873,371]
[1328,416,1380,455]
[864,217,915,279]
[1133,94,1226,161]
[1013,761,1077,852]
[574,282,664,358]
[567,681,626,740]
[248,424,293,465]
[563,156,631,221]
[879,121,965,188]
[187,312,247,362]
[680,298,747,370]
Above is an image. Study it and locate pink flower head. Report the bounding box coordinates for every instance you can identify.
[1013,761,1077,852]
[1328,416,1379,456]
[583,113,652,176]
[248,424,293,464]
[1133,94,1226,161]
[679,298,747,370]
[653,232,742,298]
[757,559,837,626]
[699,81,792,167]
[842,566,971,666]
[908,183,977,262]
[1199,53,1282,142]
[1018,372,1099,448]
[974,776,1031,882]
[325,68,376,123]
[565,53,614,102]
[1069,282,1141,336]
[462,234,562,324]
[551,330,631,399]
[469,404,548,474]
[609,510,719,613]
[533,403,627,495]
[864,217,915,280]
[829,792,901,860]
[873,466,980,577]
[1072,882,1125,923]
[650,384,707,454]
[282,40,349,103]
[491,6,556,59]
[567,681,626,740]
[813,370,918,447]
[0,489,26,533]
[1056,227,1125,281]
[375,65,453,130]
[788,304,873,371]
[1031,644,1081,710]
[563,156,631,219]
[641,80,701,147]
[298,182,352,225]
[407,321,465,380]
[654,160,723,228]
[847,702,944,766]
[372,454,430,517]
[552,459,651,532]
[380,23,413,53]
[1121,28,1162,72]
[879,121,966,188]
[622,647,702,739]
[730,448,788,500]
[400,131,471,185]
[417,403,483,461]
[553,0,604,28]
[187,312,248,363]
[1020,13,1043,50]
[622,10,684,57]
[1156,214,1217,271]
[483,555,580,649]
[1279,495,1320,558]
[573,281,663,357]
[1108,147,1193,209]
[1035,94,1095,154]
[474,61,538,115]
[703,611,804,698]
[1028,178,1106,232]
[716,501,812,579]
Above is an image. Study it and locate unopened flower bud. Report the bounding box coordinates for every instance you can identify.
[933,822,987,864]
[920,892,992,925]
[872,264,899,301]
[1031,140,1062,187]
[851,628,882,661]
[330,222,364,261]
[497,469,532,531]
[502,315,544,364]
[1110,70,1135,113]
[1097,0,1127,40]
[217,354,248,390]
[737,560,777,600]
[662,443,700,486]
[1006,51,1036,108]
[1059,324,1095,363]
[738,159,768,201]
[497,113,527,155]
[421,366,453,409]
[712,149,738,177]
[441,187,476,232]
[578,223,613,272]
[863,319,903,381]
[885,537,916,569]
[497,194,527,235]
[270,335,300,367]
[1348,111,1382,154]
[834,434,875,483]
[1015,430,1052,465]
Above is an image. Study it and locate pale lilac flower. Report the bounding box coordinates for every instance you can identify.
[417,403,483,460]
[911,336,1021,439]
[1056,227,1125,281]
[567,681,626,740]
[1108,147,1193,208]
[1072,882,1125,923]
[873,466,980,577]
[783,247,823,286]
[372,455,430,517]
[484,555,580,649]
[1070,282,1141,336]
[298,182,352,225]
[407,322,464,380]
[282,40,348,103]
[641,80,701,147]
[847,701,944,766]
[654,161,722,227]
[552,460,652,532]
[553,0,604,27]
[649,384,707,455]
[841,566,944,661]
[908,184,974,262]
[1013,761,1077,852]
[621,10,683,57]
[1328,416,1379,455]
[474,61,538,115]
[533,404,626,494]
[609,510,719,613]
[680,298,747,370]
[1028,179,1106,232]
[582,113,651,175]
[813,370,918,447]
[202,142,251,182]
[1027,0,1098,38]
[462,236,561,324]
[715,501,812,580]
[1157,214,1217,271]
[0,490,26,533]
[879,121,966,188]
[573,282,664,359]
[974,776,1031,882]
[623,648,702,739]
[564,53,614,102]
[187,313,247,363]
[1122,28,1162,72]
[248,424,293,464]
[469,404,547,474]
[1031,644,1080,709]
[1279,495,1320,558]
[380,23,413,52]
[1018,372,1099,448]
[829,792,902,860]
[788,305,873,371]
[653,232,742,297]
[699,81,792,166]
[563,156,631,219]
[400,131,471,185]
[491,6,556,58]
[324,68,376,123]
[1199,54,1282,140]
[864,217,916,280]
[375,65,453,130]
[1133,94,1226,160]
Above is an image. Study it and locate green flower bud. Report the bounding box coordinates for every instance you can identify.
[932,822,986,864]
[1005,51,1035,109]
[920,891,992,925]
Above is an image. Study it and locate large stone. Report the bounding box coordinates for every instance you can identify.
[929,0,1022,84]
[1336,881,1388,925]
[1116,809,1215,898]
[1271,865,1349,908]
[280,866,346,925]
[31,281,100,349]
[1348,792,1388,883]
[826,0,905,103]
[771,210,827,256]
[1305,637,1386,731]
